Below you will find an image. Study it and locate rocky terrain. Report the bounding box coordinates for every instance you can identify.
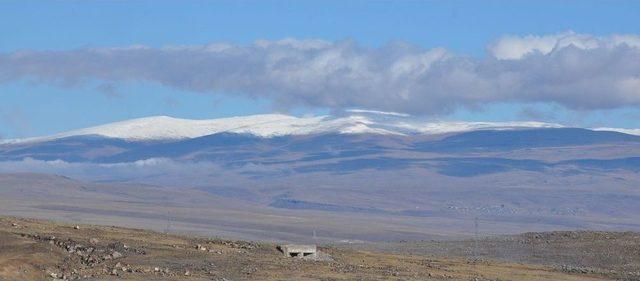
[0,216,630,281]
[351,231,640,280]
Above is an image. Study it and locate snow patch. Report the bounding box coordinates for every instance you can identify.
[591,127,640,136]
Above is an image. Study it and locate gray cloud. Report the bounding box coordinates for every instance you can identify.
[1,33,640,115]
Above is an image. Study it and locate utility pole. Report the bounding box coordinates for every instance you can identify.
[473,216,479,260]
[164,197,171,234]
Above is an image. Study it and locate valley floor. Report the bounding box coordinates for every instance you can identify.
[0,216,631,281]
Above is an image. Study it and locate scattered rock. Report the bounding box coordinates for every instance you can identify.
[241,265,257,275]
[111,251,123,259]
[313,250,334,262]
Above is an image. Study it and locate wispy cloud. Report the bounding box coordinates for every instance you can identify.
[1,32,639,115]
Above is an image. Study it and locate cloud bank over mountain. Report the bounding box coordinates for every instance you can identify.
[1,32,639,115]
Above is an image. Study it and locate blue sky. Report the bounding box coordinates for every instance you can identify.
[1,0,640,138]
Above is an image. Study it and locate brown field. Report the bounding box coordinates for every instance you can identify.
[0,216,622,281]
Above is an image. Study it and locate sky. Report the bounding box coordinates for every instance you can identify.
[1,0,640,138]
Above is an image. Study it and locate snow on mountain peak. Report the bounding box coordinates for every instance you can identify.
[60,114,320,140]
[4,111,638,144]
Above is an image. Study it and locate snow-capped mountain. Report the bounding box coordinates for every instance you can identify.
[1,113,639,241]
[1,109,640,232]
[3,110,576,144]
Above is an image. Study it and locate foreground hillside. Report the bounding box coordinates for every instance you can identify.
[352,231,640,280]
[0,216,629,281]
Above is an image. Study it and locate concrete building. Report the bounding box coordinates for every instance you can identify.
[279,244,317,258]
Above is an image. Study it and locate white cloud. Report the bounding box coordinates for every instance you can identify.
[1,34,640,115]
[489,31,640,59]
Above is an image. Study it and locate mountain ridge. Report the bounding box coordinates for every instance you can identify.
[2,111,614,144]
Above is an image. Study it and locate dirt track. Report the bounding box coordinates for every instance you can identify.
[0,216,621,281]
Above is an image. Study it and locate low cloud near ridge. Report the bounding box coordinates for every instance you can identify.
[0,157,271,183]
[1,32,640,115]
